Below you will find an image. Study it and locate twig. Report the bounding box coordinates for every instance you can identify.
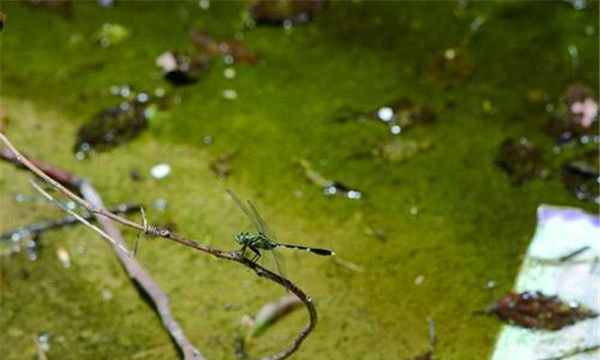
[245,295,304,337]
[30,181,134,256]
[427,317,436,354]
[0,203,141,242]
[532,246,592,265]
[0,133,319,360]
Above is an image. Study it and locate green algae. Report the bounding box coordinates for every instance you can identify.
[0,1,598,360]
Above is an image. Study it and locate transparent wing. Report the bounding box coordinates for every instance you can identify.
[247,200,278,242]
[268,248,287,279]
[226,189,262,233]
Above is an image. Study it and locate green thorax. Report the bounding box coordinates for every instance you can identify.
[235,232,278,250]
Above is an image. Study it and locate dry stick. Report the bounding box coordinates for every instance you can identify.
[0,133,204,360]
[78,181,203,360]
[0,203,141,242]
[0,133,318,360]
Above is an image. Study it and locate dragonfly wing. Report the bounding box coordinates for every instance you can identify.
[226,189,262,232]
[247,200,278,242]
[267,248,287,279]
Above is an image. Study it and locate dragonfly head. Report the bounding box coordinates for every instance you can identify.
[234,232,247,245]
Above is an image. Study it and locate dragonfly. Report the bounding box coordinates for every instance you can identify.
[227,189,334,275]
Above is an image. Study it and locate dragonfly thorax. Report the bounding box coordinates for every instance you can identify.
[235,232,278,250]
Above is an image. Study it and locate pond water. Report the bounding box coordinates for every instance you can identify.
[0,1,598,359]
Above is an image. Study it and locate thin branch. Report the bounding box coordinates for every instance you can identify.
[29,180,134,256]
[0,133,319,360]
[0,203,141,242]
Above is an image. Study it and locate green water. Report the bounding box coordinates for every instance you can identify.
[0,1,598,359]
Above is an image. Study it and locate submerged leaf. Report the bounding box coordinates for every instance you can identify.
[373,138,433,163]
[489,291,598,330]
[496,138,550,185]
[73,102,147,158]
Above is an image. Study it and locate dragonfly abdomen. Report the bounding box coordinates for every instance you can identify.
[279,243,335,256]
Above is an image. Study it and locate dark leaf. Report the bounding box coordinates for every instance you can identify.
[489,291,598,330]
[496,138,550,185]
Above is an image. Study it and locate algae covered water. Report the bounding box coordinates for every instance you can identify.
[0,1,598,359]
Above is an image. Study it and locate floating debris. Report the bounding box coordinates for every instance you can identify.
[203,135,213,145]
[371,138,433,162]
[299,159,362,199]
[561,150,599,204]
[363,225,386,242]
[250,0,325,26]
[95,23,130,47]
[156,51,207,85]
[150,163,171,179]
[56,247,71,268]
[543,83,599,145]
[36,332,51,360]
[190,31,258,64]
[98,0,114,8]
[26,239,39,261]
[486,280,497,290]
[209,150,237,178]
[222,89,238,100]
[152,198,168,211]
[332,256,364,272]
[242,295,303,337]
[129,169,143,181]
[224,68,236,79]
[426,47,473,89]
[414,274,425,286]
[101,289,113,301]
[338,98,435,135]
[199,0,210,10]
[496,138,550,185]
[488,291,598,330]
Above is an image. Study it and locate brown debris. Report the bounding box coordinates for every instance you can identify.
[496,137,550,185]
[250,0,325,26]
[26,0,72,18]
[488,291,598,330]
[209,150,237,178]
[425,47,473,89]
[190,31,258,64]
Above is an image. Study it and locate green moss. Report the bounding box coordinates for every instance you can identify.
[0,1,598,359]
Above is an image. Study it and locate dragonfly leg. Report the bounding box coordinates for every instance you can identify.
[249,246,261,262]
